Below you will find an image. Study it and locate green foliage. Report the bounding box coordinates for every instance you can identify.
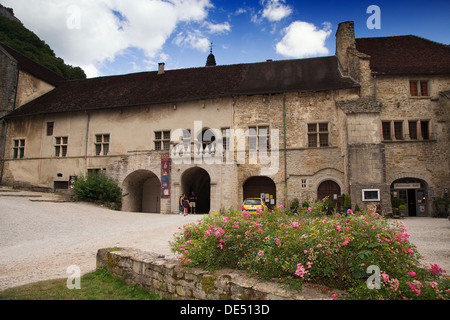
[343,194,351,207]
[171,201,449,300]
[290,198,299,209]
[0,12,86,80]
[391,197,405,209]
[73,173,122,205]
[434,197,450,209]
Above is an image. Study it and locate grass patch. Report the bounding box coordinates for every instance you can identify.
[0,268,163,300]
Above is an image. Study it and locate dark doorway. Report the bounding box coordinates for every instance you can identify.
[182,167,211,213]
[317,180,341,208]
[243,176,276,208]
[408,189,417,216]
[391,178,427,217]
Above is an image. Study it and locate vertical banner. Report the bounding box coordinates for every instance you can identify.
[161,153,170,198]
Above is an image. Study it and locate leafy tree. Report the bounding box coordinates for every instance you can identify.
[0,7,86,80]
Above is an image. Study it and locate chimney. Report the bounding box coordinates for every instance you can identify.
[158,62,165,75]
[335,21,356,74]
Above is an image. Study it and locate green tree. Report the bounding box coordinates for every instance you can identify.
[0,9,86,80]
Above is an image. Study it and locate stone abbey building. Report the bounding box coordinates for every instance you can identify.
[1,22,449,216]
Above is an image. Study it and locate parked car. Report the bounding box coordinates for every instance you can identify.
[242,198,268,213]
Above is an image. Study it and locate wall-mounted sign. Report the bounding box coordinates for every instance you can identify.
[69,176,77,189]
[393,183,421,189]
[161,153,170,198]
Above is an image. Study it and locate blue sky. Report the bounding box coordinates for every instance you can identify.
[2,0,449,78]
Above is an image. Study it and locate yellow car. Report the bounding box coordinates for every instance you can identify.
[242,198,268,213]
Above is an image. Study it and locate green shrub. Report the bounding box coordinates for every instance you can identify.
[73,173,122,205]
[343,194,351,207]
[170,200,449,300]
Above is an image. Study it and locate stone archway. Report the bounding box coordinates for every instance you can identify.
[122,170,161,213]
[243,176,276,208]
[317,180,341,208]
[390,177,428,217]
[181,167,211,214]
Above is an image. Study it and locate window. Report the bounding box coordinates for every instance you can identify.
[88,168,106,175]
[319,123,329,147]
[409,80,429,97]
[382,122,391,140]
[420,121,429,140]
[155,130,170,151]
[46,122,54,136]
[55,136,68,157]
[394,121,403,140]
[182,129,191,151]
[13,139,25,159]
[301,179,307,188]
[308,123,329,147]
[362,189,380,201]
[200,128,216,152]
[384,120,430,141]
[259,126,270,150]
[248,126,270,151]
[248,127,257,151]
[95,134,110,156]
[222,128,230,150]
[408,121,418,140]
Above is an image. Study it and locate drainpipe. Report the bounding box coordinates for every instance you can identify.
[84,111,89,175]
[283,93,287,207]
[374,75,377,103]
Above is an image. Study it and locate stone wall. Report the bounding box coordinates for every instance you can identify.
[0,47,18,116]
[96,248,336,300]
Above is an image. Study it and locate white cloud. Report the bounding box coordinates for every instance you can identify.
[173,30,210,52]
[203,21,231,34]
[276,21,332,58]
[261,0,292,22]
[250,0,292,24]
[1,0,214,77]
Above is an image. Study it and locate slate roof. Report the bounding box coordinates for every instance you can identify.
[0,42,66,85]
[5,56,359,118]
[355,35,450,75]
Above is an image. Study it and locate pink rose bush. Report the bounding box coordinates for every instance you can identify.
[170,200,449,300]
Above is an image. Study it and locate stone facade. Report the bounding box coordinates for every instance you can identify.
[1,21,449,217]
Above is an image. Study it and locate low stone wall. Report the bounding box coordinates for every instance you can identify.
[96,247,336,300]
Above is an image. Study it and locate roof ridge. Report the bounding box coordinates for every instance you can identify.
[356,35,450,47]
[80,55,337,81]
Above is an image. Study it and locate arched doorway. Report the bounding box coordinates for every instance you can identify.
[243,176,276,208]
[122,170,161,213]
[181,167,211,213]
[317,180,341,208]
[390,178,428,216]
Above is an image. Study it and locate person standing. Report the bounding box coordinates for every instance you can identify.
[189,191,198,214]
[179,194,185,215]
[182,195,190,216]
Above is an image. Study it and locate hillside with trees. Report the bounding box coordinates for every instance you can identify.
[0,4,86,80]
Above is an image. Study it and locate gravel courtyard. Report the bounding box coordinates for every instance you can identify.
[1,188,449,291]
[0,188,202,290]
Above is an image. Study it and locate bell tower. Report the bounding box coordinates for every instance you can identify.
[205,42,216,67]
